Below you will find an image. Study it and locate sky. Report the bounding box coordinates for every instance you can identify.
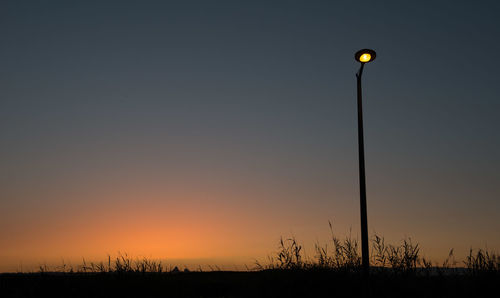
[1,0,500,272]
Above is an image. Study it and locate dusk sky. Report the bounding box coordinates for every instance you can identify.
[1,0,499,272]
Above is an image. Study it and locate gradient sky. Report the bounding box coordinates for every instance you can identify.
[1,0,500,272]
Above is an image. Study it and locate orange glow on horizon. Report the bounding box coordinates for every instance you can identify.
[0,188,281,272]
[2,185,499,273]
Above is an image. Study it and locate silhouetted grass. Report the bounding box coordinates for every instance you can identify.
[257,222,499,276]
[1,224,499,297]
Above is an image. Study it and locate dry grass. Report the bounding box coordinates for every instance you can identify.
[32,223,500,277]
[465,248,500,274]
[3,225,499,298]
[37,253,167,274]
[256,222,499,276]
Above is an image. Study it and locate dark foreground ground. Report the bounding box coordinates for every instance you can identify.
[1,270,498,298]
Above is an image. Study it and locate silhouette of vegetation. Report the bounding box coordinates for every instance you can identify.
[255,222,499,276]
[465,248,500,274]
[1,224,499,297]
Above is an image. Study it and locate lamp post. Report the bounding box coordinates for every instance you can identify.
[354,48,376,273]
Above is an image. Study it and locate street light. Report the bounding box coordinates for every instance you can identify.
[354,48,376,273]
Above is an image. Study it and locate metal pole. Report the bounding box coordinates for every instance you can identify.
[356,63,370,273]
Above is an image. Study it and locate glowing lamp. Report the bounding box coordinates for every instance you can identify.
[355,49,376,63]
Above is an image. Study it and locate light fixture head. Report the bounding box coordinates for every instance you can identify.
[355,49,376,63]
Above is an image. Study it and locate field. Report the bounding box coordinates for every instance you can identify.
[1,229,499,297]
[1,267,498,297]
